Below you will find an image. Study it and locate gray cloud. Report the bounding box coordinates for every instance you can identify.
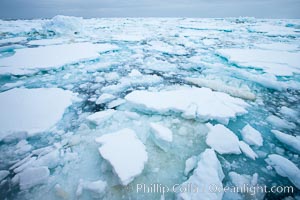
[0,0,299,19]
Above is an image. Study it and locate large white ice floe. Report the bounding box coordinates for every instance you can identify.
[178,149,224,200]
[240,124,263,147]
[206,124,241,155]
[95,128,148,185]
[271,130,300,154]
[86,109,116,126]
[265,154,300,189]
[217,48,300,76]
[266,115,296,130]
[0,42,118,75]
[125,87,248,124]
[0,88,75,140]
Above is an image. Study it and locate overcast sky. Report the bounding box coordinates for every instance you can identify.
[0,0,299,19]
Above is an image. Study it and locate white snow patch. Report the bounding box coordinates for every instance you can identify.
[206,124,241,155]
[0,88,75,139]
[95,128,148,185]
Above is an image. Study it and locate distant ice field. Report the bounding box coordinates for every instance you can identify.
[0,16,299,200]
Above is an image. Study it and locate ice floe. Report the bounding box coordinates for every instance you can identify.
[178,149,224,200]
[95,128,148,185]
[266,115,296,130]
[86,109,116,126]
[238,141,258,160]
[217,48,300,76]
[240,124,263,147]
[125,87,248,124]
[76,179,107,197]
[265,154,300,189]
[0,88,75,140]
[206,124,241,154]
[271,130,300,154]
[18,166,50,190]
[0,42,118,75]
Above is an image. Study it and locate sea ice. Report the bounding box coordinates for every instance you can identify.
[266,115,296,130]
[150,122,173,151]
[0,88,75,139]
[95,128,148,185]
[271,130,300,154]
[125,87,248,124]
[95,93,116,104]
[240,124,263,147]
[86,109,116,126]
[178,149,224,200]
[0,42,118,75]
[238,141,258,160]
[217,48,300,76]
[18,166,50,190]
[206,124,241,155]
[265,154,300,189]
[76,179,107,197]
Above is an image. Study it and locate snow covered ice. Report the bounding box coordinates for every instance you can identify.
[0,16,300,200]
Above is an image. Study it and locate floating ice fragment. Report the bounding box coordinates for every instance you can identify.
[271,130,300,154]
[76,179,106,197]
[96,93,116,104]
[240,124,263,147]
[184,156,198,176]
[95,128,148,185]
[125,87,248,124]
[0,88,75,139]
[266,115,296,130]
[86,109,116,126]
[0,170,9,182]
[206,124,241,155]
[185,77,256,101]
[178,149,224,200]
[238,141,258,160]
[18,166,50,190]
[265,154,300,189]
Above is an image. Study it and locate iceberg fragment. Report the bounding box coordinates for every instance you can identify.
[265,154,300,189]
[0,88,75,139]
[125,87,248,124]
[178,149,224,200]
[206,124,241,154]
[95,128,148,185]
[240,124,263,147]
[271,130,300,153]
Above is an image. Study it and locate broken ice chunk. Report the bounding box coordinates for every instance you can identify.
[265,154,300,189]
[271,130,300,154]
[178,149,224,200]
[96,93,116,104]
[150,122,173,151]
[86,109,116,126]
[266,115,296,130]
[238,141,258,160]
[125,87,248,124]
[184,156,198,176]
[240,124,263,147]
[206,124,241,155]
[76,179,107,197]
[95,128,148,185]
[0,88,75,139]
[18,166,50,190]
[0,43,111,75]
[0,170,9,182]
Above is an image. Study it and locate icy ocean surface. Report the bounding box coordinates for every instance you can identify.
[0,16,299,200]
